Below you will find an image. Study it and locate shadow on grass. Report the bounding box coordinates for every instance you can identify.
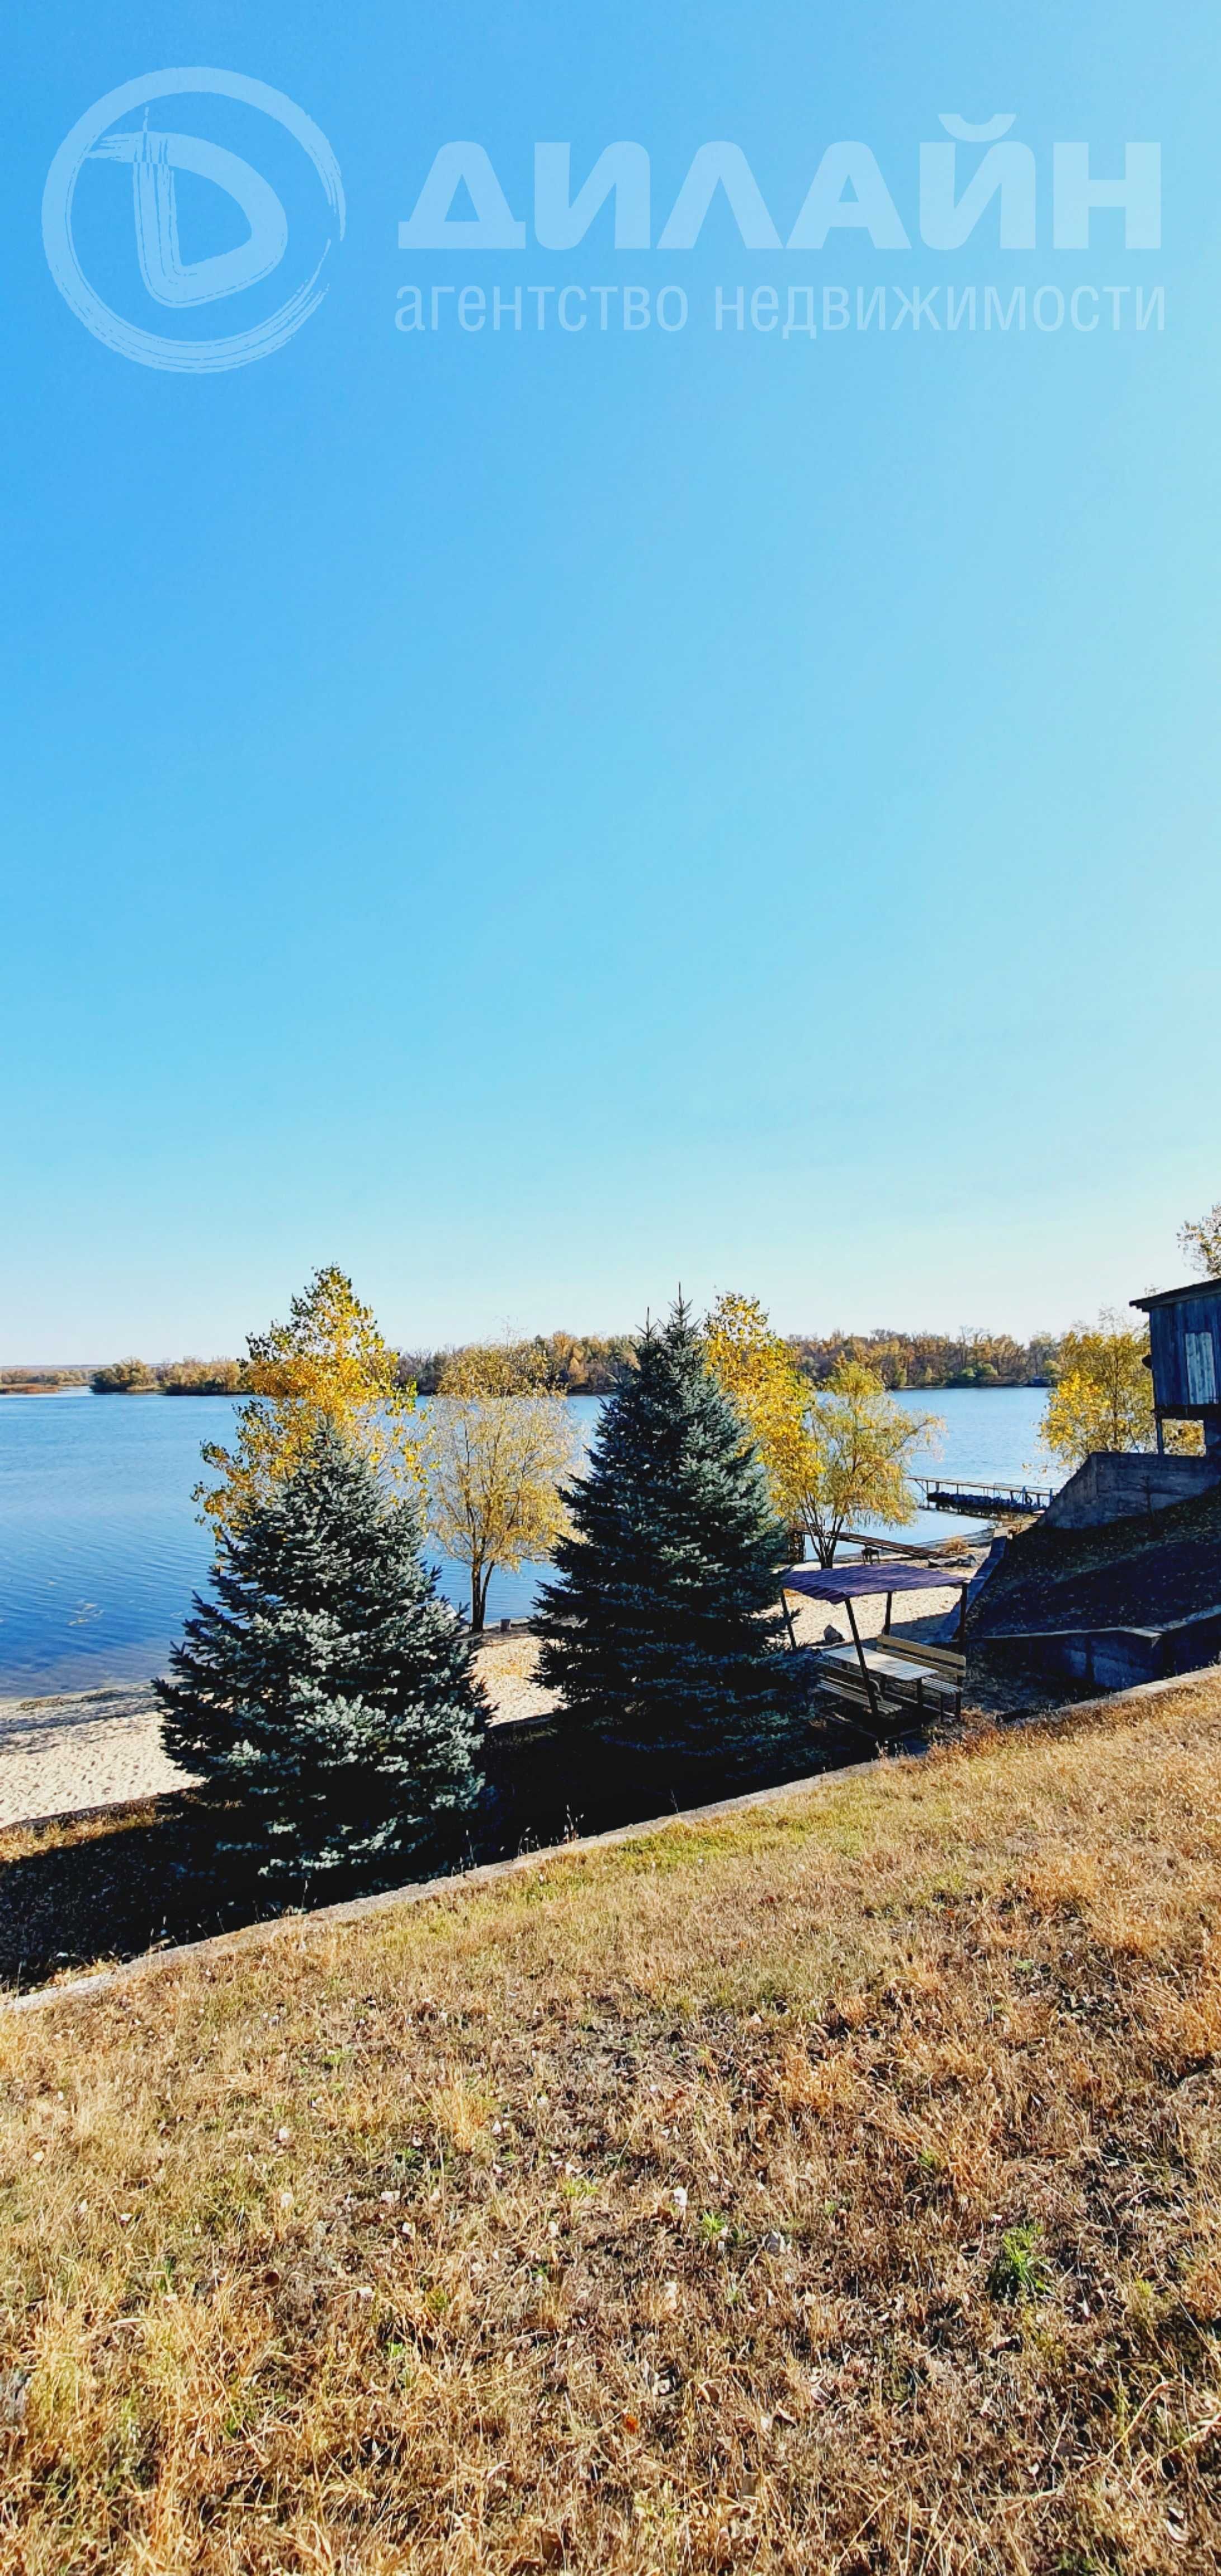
[0,1712,869,1993]
[0,1799,296,1992]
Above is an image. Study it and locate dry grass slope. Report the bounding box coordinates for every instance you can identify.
[1,1680,1220,2572]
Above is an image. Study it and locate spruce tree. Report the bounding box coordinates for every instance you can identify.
[533,1299,798,1772]
[157,1419,486,1890]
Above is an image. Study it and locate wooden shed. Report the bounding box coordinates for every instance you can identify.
[1131,1277,1221,1455]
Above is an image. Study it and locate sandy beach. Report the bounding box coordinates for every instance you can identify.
[0,1576,976,1832]
[0,1685,184,1831]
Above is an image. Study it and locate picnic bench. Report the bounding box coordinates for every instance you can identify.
[780,1560,973,1737]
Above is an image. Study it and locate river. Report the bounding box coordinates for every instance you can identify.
[0,1386,1056,1696]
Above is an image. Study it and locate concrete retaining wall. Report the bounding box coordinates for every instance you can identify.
[1042,1451,1221,1531]
[981,1602,1221,1692]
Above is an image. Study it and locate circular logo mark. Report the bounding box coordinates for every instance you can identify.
[42,68,346,372]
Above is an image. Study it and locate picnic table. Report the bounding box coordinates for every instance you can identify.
[781,1560,973,1734]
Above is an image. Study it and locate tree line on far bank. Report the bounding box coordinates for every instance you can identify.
[400,1327,1068,1393]
[90,1326,1069,1400]
[89,1357,248,1394]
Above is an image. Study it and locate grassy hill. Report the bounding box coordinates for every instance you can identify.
[1,1680,1219,2571]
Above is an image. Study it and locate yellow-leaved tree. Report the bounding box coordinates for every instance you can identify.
[425,1342,584,1632]
[703,1294,939,1568]
[702,1291,820,1533]
[198,1265,422,1536]
[1038,1310,1190,1470]
[801,1362,941,1567]
[1179,1201,1221,1281]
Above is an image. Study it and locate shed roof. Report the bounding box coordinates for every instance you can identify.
[1132,1278,1221,1313]
[782,1561,972,1604]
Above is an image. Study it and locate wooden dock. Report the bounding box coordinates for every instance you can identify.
[916,1475,1054,1517]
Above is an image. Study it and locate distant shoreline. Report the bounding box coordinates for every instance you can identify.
[2,1380,1056,1401]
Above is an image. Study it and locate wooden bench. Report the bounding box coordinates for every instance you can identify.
[876,1635,966,1682]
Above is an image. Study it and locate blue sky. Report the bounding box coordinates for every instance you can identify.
[3,3,1219,1358]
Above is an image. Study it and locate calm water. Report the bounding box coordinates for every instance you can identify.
[0,1386,1054,1697]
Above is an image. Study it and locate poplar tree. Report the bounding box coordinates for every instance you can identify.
[425,1339,582,1631]
[158,1419,486,1890]
[533,1299,797,1772]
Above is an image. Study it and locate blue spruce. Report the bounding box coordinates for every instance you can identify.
[157,1419,486,1890]
[533,1299,797,1773]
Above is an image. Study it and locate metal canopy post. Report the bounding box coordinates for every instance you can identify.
[843,1593,882,1728]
